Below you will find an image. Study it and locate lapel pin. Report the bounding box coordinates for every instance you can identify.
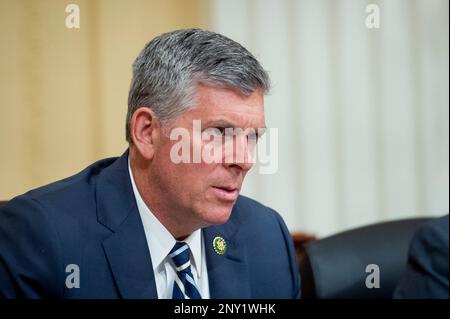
[213,236,227,255]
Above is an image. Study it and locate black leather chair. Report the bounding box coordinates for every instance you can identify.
[299,217,431,299]
[0,201,7,209]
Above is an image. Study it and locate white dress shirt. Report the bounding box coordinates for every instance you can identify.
[128,158,210,299]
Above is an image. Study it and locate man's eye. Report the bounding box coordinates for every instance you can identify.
[215,127,226,135]
[204,127,225,136]
[247,132,258,141]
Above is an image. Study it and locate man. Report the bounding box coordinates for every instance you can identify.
[0,29,300,298]
[394,214,449,299]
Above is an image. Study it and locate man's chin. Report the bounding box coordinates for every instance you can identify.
[201,205,234,226]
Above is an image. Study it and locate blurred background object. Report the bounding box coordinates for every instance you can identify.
[0,0,448,238]
[299,217,432,298]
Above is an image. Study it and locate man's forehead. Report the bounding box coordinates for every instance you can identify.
[189,86,265,123]
[195,84,263,105]
[179,105,266,128]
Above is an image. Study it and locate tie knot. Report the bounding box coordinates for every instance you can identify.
[169,242,192,273]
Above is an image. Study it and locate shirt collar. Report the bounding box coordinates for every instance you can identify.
[128,156,203,278]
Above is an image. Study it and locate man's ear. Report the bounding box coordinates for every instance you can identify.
[130,107,161,160]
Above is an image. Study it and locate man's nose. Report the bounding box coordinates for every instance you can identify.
[223,134,255,171]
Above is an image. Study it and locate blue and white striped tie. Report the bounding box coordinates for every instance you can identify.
[169,241,202,299]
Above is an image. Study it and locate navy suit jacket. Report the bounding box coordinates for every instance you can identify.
[0,151,300,298]
[394,214,449,299]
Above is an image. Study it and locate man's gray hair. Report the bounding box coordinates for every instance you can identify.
[126,28,270,142]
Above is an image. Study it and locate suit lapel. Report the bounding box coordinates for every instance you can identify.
[102,211,158,298]
[203,222,251,298]
[96,150,158,298]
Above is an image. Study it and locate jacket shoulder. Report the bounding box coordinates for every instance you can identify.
[232,195,284,224]
[2,157,118,217]
[229,195,301,298]
[410,214,449,274]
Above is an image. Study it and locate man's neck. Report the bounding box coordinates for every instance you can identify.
[129,150,201,240]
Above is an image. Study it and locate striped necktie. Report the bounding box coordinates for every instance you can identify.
[169,241,202,299]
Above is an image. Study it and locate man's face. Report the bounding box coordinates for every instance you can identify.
[151,85,265,229]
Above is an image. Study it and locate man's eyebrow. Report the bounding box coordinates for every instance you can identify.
[202,119,267,130]
[202,119,237,128]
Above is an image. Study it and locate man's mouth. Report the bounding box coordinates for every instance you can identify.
[211,186,239,202]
